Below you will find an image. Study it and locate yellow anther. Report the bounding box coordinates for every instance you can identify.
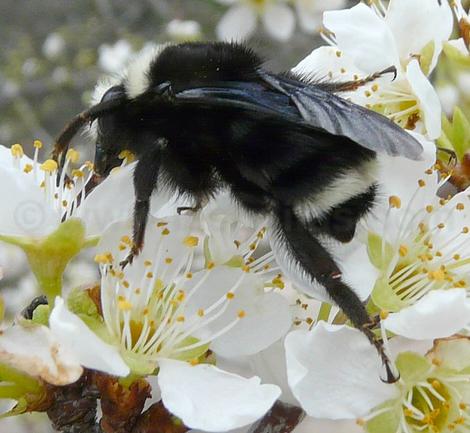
[437,223,445,229]
[62,200,68,208]
[118,150,135,162]
[177,290,185,302]
[399,245,409,257]
[197,309,205,317]
[432,358,442,367]
[146,272,153,278]
[144,259,152,267]
[142,307,149,315]
[249,243,257,251]
[418,179,426,187]
[336,50,342,57]
[135,288,141,295]
[426,205,434,213]
[364,90,372,97]
[118,298,133,311]
[389,195,402,208]
[419,222,428,233]
[454,254,461,261]
[340,67,346,73]
[237,310,246,318]
[242,265,251,273]
[161,228,170,236]
[11,143,24,158]
[234,240,241,248]
[190,358,199,366]
[123,280,130,288]
[165,257,173,264]
[186,272,193,279]
[72,169,84,178]
[85,161,94,170]
[463,227,470,234]
[94,253,112,264]
[272,277,285,289]
[176,315,185,323]
[183,236,199,247]
[459,402,467,410]
[436,251,442,257]
[439,198,447,206]
[371,84,379,92]
[118,244,126,251]
[33,139,43,149]
[23,164,33,173]
[428,269,445,281]
[157,222,168,227]
[226,292,235,300]
[404,409,414,417]
[380,310,389,320]
[356,419,366,427]
[206,261,215,270]
[456,203,465,211]
[40,159,58,172]
[66,148,80,163]
[432,380,442,389]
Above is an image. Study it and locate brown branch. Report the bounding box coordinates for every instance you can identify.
[132,402,189,433]
[248,401,306,433]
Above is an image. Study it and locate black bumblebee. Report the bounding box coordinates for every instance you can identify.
[53,42,423,382]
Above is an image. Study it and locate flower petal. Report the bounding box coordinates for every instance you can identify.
[262,3,296,41]
[323,3,400,73]
[383,289,470,340]
[76,163,136,237]
[285,323,398,419]
[49,297,130,377]
[406,59,442,140]
[183,266,291,358]
[386,0,453,71]
[158,358,280,432]
[216,5,258,41]
[0,323,82,386]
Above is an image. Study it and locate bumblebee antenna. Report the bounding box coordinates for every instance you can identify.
[52,97,125,170]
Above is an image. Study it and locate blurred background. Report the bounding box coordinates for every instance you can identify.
[0,0,469,431]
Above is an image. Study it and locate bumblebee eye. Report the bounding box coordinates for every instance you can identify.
[101,84,125,103]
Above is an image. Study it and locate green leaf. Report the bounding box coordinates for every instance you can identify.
[452,107,470,159]
[367,232,394,269]
[396,352,431,383]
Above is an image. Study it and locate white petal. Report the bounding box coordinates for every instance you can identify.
[323,3,400,73]
[216,5,258,42]
[293,417,363,433]
[262,3,296,41]
[158,358,280,432]
[386,0,453,71]
[49,297,130,377]
[383,289,470,340]
[406,59,442,140]
[183,266,291,358]
[0,324,82,385]
[76,163,136,237]
[285,323,398,419]
[0,165,59,238]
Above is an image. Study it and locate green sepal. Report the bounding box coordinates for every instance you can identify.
[172,336,210,362]
[366,403,400,433]
[396,352,431,384]
[224,255,244,268]
[31,304,50,326]
[443,41,470,67]
[367,232,394,270]
[419,41,435,76]
[371,278,408,312]
[0,219,90,303]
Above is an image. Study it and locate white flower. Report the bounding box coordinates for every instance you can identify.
[295,0,453,139]
[78,214,289,431]
[0,143,134,240]
[286,324,470,433]
[166,19,202,41]
[216,0,296,42]
[42,33,65,60]
[98,40,133,74]
[0,297,128,386]
[293,0,346,33]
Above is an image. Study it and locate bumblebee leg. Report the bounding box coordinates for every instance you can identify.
[120,149,161,268]
[177,197,209,215]
[276,205,398,383]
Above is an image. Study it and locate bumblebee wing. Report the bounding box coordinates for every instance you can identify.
[259,72,423,160]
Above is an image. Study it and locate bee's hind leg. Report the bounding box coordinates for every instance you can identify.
[275,204,399,384]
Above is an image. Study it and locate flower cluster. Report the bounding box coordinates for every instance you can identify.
[1,1,470,433]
